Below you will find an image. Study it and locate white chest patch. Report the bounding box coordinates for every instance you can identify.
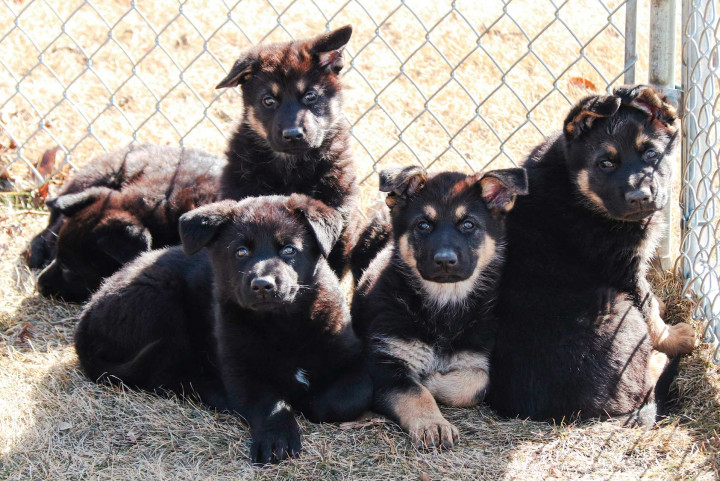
[295,368,310,388]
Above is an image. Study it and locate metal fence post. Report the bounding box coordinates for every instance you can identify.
[649,0,678,271]
[680,0,720,360]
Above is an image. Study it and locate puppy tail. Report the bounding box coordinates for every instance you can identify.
[95,339,163,387]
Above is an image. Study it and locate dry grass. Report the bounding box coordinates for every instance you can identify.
[1,1,717,480]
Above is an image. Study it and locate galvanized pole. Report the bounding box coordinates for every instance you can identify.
[648,0,678,270]
[624,0,637,84]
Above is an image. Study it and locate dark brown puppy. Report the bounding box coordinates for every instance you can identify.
[75,195,371,465]
[487,85,695,425]
[216,26,358,276]
[352,167,528,449]
[33,144,223,302]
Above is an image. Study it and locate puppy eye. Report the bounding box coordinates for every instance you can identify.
[598,159,616,170]
[303,90,318,104]
[417,220,431,231]
[262,96,277,108]
[280,246,296,256]
[643,150,659,161]
[461,220,475,230]
[236,247,250,258]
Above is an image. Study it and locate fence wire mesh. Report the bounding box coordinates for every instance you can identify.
[5,0,719,358]
[0,0,638,196]
[680,0,720,363]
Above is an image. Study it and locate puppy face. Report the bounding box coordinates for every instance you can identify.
[380,167,528,306]
[216,26,352,156]
[180,195,341,311]
[37,188,150,302]
[563,85,678,222]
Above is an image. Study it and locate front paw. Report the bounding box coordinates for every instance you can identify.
[657,322,698,356]
[408,416,459,451]
[250,418,301,465]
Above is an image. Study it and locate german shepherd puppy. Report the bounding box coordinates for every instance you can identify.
[352,167,528,449]
[32,144,223,302]
[487,85,696,424]
[216,26,358,276]
[75,195,371,465]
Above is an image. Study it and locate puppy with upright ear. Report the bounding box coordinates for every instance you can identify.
[352,167,527,451]
[214,27,359,278]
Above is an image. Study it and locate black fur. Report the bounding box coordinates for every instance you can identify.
[352,168,527,449]
[32,144,223,302]
[487,85,686,424]
[74,195,371,465]
[217,26,359,276]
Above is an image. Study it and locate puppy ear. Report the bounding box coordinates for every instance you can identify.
[477,168,529,215]
[308,25,352,74]
[287,194,343,258]
[96,223,151,264]
[50,186,112,217]
[378,166,428,209]
[564,94,621,139]
[216,48,259,89]
[613,84,678,128]
[179,201,236,255]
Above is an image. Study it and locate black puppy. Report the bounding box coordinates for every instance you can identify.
[32,144,223,302]
[487,85,696,424]
[216,26,359,276]
[352,167,528,449]
[75,195,371,464]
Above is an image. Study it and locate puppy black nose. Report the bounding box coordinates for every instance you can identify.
[282,127,305,141]
[434,249,458,268]
[625,188,652,206]
[251,277,276,293]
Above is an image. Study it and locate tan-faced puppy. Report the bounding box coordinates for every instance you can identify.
[216,26,359,276]
[352,167,528,450]
[32,144,223,302]
[75,195,371,465]
[488,85,694,425]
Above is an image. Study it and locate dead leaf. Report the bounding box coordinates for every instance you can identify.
[569,76,597,91]
[419,474,431,481]
[37,147,58,178]
[57,422,72,432]
[17,322,34,344]
[339,417,389,430]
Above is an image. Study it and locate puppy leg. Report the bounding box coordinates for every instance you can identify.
[376,383,459,450]
[224,377,301,465]
[297,363,372,423]
[636,281,697,356]
[424,369,489,407]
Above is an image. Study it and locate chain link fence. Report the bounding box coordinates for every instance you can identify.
[679,0,720,362]
[1,1,717,359]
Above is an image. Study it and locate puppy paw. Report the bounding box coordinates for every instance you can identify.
[408,416,459,451]
[250,421,301,465]
[657,322,698,356]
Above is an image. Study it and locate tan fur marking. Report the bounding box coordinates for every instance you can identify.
[575,170,608,214]
[601,143,618,157]
[389,388,459,449]
[424,351,490,407]
[424,369,489,407]
[270,82,281,96]
[246,107,268,139]
[398,234,417,269]
[454,205,467,221]
[296,79,306,93]
[635,133,652,151]
[423,205,437,220]
[372,336,436,377]
[645,350,668,390]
